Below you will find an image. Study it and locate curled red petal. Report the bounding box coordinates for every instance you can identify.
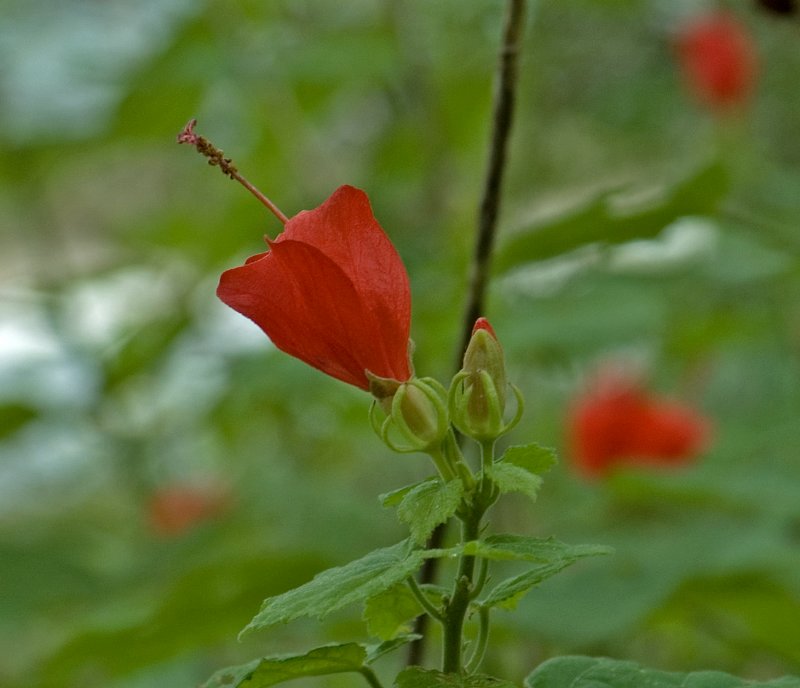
[217,186,412,389]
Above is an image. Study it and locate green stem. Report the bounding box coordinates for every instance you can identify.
[465,606,491,674]
[441,507,484,673]
[359,667,386,688]
[407,576,444,621]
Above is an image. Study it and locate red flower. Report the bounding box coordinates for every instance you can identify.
[217,185,412,390]
[567,370,711,477]
[148,484,229,537]
[676,11,758,110]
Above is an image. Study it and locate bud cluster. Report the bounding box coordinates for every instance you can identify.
[368,317,524,481]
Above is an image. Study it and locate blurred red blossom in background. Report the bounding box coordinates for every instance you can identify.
[148,484,230,537]
[675,10,758,110]
[567,368,712,478]
[217,185,412,391]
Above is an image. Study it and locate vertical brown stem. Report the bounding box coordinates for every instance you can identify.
[406,0,528,668]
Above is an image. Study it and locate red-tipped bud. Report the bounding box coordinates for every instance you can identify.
[449,318,522,442]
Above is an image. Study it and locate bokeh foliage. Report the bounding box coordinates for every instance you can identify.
[1,1,799,686]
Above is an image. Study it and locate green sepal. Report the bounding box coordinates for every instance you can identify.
[398,478,465,544]
[396,667,518,687]
[524,656,800,688]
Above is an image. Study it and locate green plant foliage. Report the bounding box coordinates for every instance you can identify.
[203,643,368,688]
[240,540,456,637]
[524,656,800,688]
[396,667,517,687]
[497,443,558,475]
[363,584,424,641]
[397,478,465,544]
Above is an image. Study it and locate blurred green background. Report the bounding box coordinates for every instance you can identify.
[1,0,799,686]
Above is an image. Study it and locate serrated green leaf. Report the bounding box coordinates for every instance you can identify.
[396,666,517,687]
[485,463,543,503]
[380,478,436,508]
[363,584,422,641]
[239,540,460,638]
[468,536,612,610]
[464,534,612,563]
[498,444,558,475]
[202,644,367,688]
[398,478,465,545]
[524,655,800,688]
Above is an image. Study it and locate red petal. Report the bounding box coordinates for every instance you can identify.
[217,186,412,389]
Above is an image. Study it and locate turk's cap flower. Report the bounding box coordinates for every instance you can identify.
[449,317,523,442]
[567,368,712,478]
[675,10,758,111]
[217,185,412,391]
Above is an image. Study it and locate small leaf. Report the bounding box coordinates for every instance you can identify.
[485,463,543,503]
[464,534,612,563]
[396,666,517,687]
[498,443,558,475]
[366,634,421,664]
[524,655,800,688]
[380,478,436,508]
[363,584,422,641]
[397,478,464,545]
[467,536,613,611]
[240,540,460,637]
[203,644,367,688]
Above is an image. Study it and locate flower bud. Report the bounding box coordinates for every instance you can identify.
[449,318,522,442]
[370,377,449,454]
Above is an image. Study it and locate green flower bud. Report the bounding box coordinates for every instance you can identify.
[369,377,449,454]
[449,317,523,442]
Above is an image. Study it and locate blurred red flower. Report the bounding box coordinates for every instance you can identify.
[675,11,758,110]
[148,484,229,537]
[567,370,712,477]
[217,185,412,390]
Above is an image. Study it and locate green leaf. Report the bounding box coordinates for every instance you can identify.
[524,656,800,688]
[202,643,367,688]
[239,540,458,637]
[468,536,612,610]
[366,634,421,664]
[494,162,728,272]
[464,534,612,563]
[363,584,423,641]
[398,478,465,545]
[485,463,543,503]
[380,478,436,508]
[498,443,558,475]
[396,666,517,687]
